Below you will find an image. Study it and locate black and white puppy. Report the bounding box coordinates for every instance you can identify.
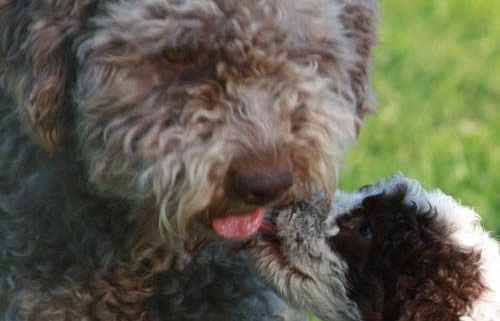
[249,174,500,321]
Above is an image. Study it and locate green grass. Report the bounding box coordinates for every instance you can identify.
[309,0,500,320]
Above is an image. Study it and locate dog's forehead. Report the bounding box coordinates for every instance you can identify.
[95,0,344,50]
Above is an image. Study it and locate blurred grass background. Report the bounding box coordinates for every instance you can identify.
[310,0,500,320]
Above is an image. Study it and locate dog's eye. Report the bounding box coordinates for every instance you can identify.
[163,48,192,64]
[358,221,373,239]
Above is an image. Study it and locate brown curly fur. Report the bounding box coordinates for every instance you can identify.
[0,0,377,320]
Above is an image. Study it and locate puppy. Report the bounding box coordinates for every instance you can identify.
[250,174,500,321]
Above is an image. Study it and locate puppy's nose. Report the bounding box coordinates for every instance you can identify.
[231,162,293,205]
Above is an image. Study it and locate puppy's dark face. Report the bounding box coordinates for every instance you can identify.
[328,186,430,321]
[250,175,487,321]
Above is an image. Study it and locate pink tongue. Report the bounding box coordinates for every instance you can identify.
[212,208,265,238]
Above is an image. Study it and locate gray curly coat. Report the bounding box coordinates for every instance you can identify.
[0,0,377,320]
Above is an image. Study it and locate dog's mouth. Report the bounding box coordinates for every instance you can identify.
[254,210,287,259]
[207,190,293,239]
[258,211,281,244]
[211,208,265,238]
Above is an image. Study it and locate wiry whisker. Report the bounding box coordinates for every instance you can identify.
[288,196,297,224]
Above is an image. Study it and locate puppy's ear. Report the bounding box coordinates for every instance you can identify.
[339,0,378,119]
[0,1,95,155]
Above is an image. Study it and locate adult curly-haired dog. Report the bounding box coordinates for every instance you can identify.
[0,0,377,320]
[250,175,500,321]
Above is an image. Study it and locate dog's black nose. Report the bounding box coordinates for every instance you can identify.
[230,162,293,205]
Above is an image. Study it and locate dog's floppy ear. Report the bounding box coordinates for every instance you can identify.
[0,1,95,155]
[339,0,378,119]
